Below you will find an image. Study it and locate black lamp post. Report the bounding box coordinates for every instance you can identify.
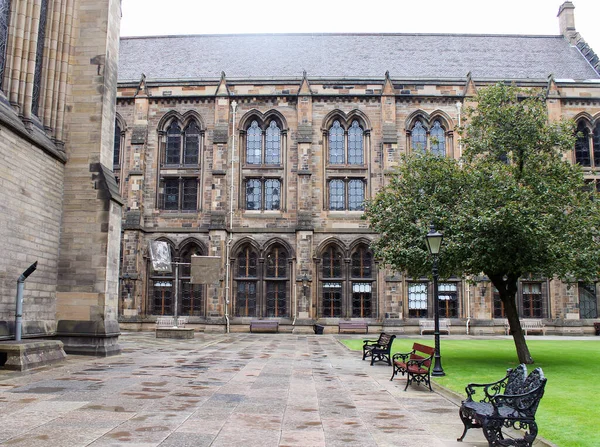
[426,224,445,377]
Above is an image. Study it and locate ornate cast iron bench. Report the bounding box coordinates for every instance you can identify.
[390,342,435,391]
[362,332,396,366]
[419,318,450,335]
[338,321,368,334]
[457,364,547,447]
[519,319,546,336]
[250,321,279,333]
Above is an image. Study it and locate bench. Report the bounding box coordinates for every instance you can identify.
[156,316,188,328]
[594,322,600,336]
[338,321,368,334]
[419,319,450,335]
[390,342,435,391]
[458,364,547,447]
[520,319,546,336]
[250,321,279,333]
[362,332,396,366]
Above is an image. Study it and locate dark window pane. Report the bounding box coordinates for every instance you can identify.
[181,282,204,316]
[493,288,505,318]
[166,122,181,165]
[236,281,257,317]
[322,246,343,278]
[265,179,281,210]
[522,283,543,318]
[439,282,458,318]
[246,120,262,164]
[351,247,372,278]
[579,282,597,319]
[151,280,173,315]
[113,122,121,168]
[594,123,600,168]
[237,247,258,278]
[266,245,287,278]
[265,121,281,164]
[348,179,365,211]
[329,179,345,210]
[31,0,48,116]
[322,282,342,317]
[351,282,372,317]
[182,178,197,210]
[183,121,200,165]
[163,179,179,210]
[266,282,287,317]
[329,120,345,164]
[348,120,364,165]
[411,121,427,154]
[408,282,428,318]
[575,122,591,166]
[245,179,261,210]
[430,120,446,157]
[0,0,11,91]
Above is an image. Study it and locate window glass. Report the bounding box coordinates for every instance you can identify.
[163,179,179,210]
[322,246,343,278]
[0,0,11,91]
[593,123,600,168]
[329,120,345,164]
[265,179,281,210]
[265,121,281,165]
[430,120,446,157]
[181,178,197,210]
[411,121,427,154]
[245,179,262,210]
[113,122,121,168]
[348,120,364,164]
[183,121,200,165]
[246,120,262,164]
[575,122,591,166]
[165,122,181,165]
[522,283,543,318]
[329,179,345,210]
[351,247,372,278]
[348,179,365,211]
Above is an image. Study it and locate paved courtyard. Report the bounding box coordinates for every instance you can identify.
[0,333,493,447]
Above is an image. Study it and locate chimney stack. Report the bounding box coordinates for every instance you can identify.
[557,1,577,44]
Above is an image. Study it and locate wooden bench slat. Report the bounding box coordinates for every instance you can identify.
[250,321,279,333]
[390,342,435,391]
[338,322,368,334]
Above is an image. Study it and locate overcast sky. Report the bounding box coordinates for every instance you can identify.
[120,0,600,62]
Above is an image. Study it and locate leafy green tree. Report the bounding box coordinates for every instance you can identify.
[366,84,600,364]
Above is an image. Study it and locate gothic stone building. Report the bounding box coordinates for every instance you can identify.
[0,0,123,355]
[115,2,600,335]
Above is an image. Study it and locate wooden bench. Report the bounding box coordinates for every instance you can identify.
[338,321,368,334]
[156,316,188,328]
[250,320,279,333]
[390,342,435,391]
[520,319,546,336]
[458,364,547,447]
[594,322,600,336]
[362,332,396,366]
[419,319,450,335]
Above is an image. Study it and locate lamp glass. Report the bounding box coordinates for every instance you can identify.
[426,230,444,255]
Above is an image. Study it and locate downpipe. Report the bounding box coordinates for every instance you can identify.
[15,261,37,341]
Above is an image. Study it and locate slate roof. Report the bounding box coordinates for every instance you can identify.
[118,33,600,83]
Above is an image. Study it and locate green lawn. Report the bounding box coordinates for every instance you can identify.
[341,337,600,447]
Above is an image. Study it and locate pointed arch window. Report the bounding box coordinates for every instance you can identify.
[183,121,200,165]
[113,121,122,169]
[410,118,448,156]
[575,121,591,166]
[163,119,202,167]
[165,121,182,165]
[328,119,364,165]
[265,244,289,317]
[430,120,446,157]
[411,121,427,154]
[245,119,281,165]
[350,245,374,318]
[179,243,204,316]
[235,246,258,317]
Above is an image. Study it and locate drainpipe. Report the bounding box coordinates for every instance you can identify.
[224,100,238,334]
[15,262,37,341]
[456,101,463,158]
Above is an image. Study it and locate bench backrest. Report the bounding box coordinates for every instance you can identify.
[514,368,547,416]
[410,343,435,367]
[504,363,528,395]
[377,333,395,346]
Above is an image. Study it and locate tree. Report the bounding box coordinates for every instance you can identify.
[365,84,600,364]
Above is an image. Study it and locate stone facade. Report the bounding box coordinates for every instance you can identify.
[115,4,600,335]
[0,0,123,353]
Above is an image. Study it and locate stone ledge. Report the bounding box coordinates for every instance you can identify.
[156,328,195,339]
[0,340,67,371]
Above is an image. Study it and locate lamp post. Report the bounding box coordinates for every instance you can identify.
[426,224,445,376]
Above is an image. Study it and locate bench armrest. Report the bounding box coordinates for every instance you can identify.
[363,339,380,346]
[464,376,511,402]
[405,357,432,369]
[392,350,414,363]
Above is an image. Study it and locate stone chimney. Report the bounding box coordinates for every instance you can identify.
[557,1,578,44]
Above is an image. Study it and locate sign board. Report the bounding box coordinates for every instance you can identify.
[190,256,222,284]
[149,240,172,273]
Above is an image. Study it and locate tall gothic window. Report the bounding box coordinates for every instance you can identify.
[408,282,428,318]
[439,282,458,318]
[411,121,427,154]
[245,119,281,165]
[113,121,122,169]
[319,243,375,318]
[0,0,10,91]
[493,288,505,318]
[411,119,447,156]
[575,121,600,167]
[578,282,597,319]
[179,243,204,316]
[430,120,446,157]
[31,0,48,117]
[521,283,543,318]
[328,120,364,165]
[233,243,290,318]
[328,179,365,211]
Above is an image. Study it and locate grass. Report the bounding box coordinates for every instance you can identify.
[341,337,600,447]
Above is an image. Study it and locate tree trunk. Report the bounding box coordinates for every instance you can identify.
[488,273,534,364]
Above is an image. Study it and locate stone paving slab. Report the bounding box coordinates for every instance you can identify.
[0,333,493,446]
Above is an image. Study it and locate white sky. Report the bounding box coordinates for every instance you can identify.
[120,0,600,62]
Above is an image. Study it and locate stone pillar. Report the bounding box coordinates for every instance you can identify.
[55,0,122,356]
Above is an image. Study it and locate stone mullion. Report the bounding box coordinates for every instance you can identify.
[54,0,73,143]
[17,0,36,116]
[23,0,43,123]
[40,0,61,133]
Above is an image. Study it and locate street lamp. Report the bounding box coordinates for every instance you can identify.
[426,224,445,376]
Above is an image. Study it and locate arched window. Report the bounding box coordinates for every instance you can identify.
[148,241,175,316]
[183,121,200,165]
[163,119,202,167]
[235,245,258,317]
[265,244,289,317]
[575,121,591,166]
[113,121,122,169]
[594,123,600,168]
[179,243,204,316]
[328,119,364,165]
[411,120,427,154]
[319,243,376,318]
[430,120,446,157]
[165,121,182,165]
[245,119,281,165]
